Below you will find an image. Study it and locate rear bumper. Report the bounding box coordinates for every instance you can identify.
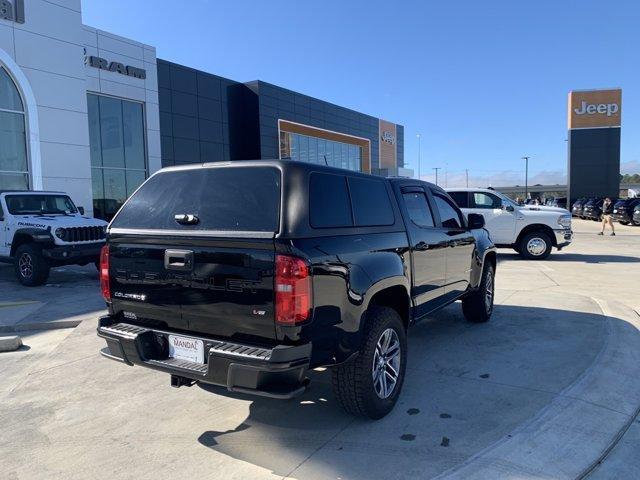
[42,242,103,263]
[97,316,311,399]
[553,228,572,249]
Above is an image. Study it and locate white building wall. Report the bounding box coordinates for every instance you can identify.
[1,0,90,211]
[0,1,160,217]
[82,27,161,178]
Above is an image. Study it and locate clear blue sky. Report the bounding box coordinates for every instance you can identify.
[82,0,640,187]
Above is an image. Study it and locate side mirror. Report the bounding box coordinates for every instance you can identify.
[504,204,515,212]
[78,206,85,215]
[468,213,485,230]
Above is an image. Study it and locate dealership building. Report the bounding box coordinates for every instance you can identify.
[0,0,405,219]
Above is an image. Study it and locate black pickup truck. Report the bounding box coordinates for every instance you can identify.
[97,161,496,419]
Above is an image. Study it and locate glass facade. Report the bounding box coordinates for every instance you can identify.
[279,131,362,171]
[88,93,147,220]
[0,66,29,190]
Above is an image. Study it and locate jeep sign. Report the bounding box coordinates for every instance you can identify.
[381,131,396,144]
[568,89,621,129]
[574,101,618,117]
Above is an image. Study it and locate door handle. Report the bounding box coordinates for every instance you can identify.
[164,249,194,271]
[415,241,430,251]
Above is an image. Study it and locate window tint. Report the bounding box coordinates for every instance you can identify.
[309,173,352,228]
[348,177,394,227]
[472,192,501,209]
[448,191,469,208]
[403,192,434,228]
[111,167,281,232]
[6,195,77,215]
[433,193,464,229]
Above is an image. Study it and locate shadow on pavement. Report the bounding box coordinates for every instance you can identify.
[191,302,636,479]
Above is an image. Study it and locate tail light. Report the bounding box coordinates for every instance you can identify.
[275,254,312,325]
[100,245,110,301]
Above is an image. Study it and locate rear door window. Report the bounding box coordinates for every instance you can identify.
[111,166,281,232]
[348,177,394,226]
[448,191,469,208]
[433,192,465,229]
[309,172,352,228]
[402,191,435,228]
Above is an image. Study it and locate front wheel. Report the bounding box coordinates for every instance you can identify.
[518,231,552,260]
[462,263,495,323]
[14,244,50,286]
[332,306,407,419]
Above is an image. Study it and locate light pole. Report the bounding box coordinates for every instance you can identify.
[465,169,469,187]
[432,167,441,186]
[522,156,530,200]
[416,134,421,180]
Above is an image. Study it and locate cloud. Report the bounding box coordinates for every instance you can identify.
[419,169,566,188]
[621,160,640,174]
[417,161,639,188]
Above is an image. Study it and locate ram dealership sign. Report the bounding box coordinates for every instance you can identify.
[0,0,24,23]
[85,55,147,80]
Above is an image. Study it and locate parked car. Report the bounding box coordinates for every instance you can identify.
[571,198,587,218]
[97,161,496,419]
[581,198,601,221]
[550,197,567,209]
[447,187,572,259]
[634,203,640,226]
[583,198,617,221]
[611,198,640,225]
[0,190,107,286]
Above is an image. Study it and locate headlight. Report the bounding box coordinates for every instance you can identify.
[55,227,67,240]
[558,214,571,228]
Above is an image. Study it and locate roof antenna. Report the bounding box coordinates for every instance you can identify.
[323,155,329,167]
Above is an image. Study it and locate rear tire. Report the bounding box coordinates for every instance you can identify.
[332,306,407,419]
[14,244,50,286]
[518,231,552,260]
[462,263,494,323]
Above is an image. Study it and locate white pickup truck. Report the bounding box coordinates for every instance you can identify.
[0,191,108,285]
[446,188,572,259]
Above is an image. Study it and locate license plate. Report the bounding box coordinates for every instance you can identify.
[168,335,204,364]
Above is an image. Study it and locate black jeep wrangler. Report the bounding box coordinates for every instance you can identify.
[98,161,496,419]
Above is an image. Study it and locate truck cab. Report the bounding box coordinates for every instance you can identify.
[0,191,107,285]
[447,187,572,259]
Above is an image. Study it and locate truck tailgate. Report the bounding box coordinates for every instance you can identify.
[109,235,277,343]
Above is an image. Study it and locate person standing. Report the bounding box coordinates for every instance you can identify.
[598,197,615,236]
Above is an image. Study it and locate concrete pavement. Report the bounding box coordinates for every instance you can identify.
[0,218,639,479]
[0,263,106,332]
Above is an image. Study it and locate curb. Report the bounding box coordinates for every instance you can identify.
[0,319,83,334]
[0,335,23,352]
[0,310,106,334]
[435,297,640,480]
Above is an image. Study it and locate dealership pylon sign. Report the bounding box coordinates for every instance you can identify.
[567,88,622,203]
